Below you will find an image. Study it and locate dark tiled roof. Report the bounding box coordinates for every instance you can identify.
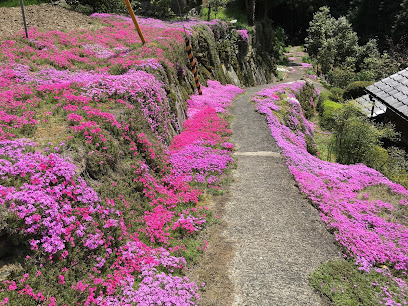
[366,67,408,120]
[355,94,387,117]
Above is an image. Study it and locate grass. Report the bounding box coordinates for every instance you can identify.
[310,260,406,305]
[0,0,48,7]
[313,128,335,162]
[201,2,249,29]
[358,184,408,227]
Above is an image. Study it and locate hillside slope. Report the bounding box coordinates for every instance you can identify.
[0,9,277,304]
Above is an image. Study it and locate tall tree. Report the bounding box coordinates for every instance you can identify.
[393,0,408,45]
[245,0,256,25]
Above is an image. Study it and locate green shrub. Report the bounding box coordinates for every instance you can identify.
[132,0,174,18]
[343,81,374,100]
[330,103,398,166]
[305,134,318,155]
[67,0,125,12]
[320,100,342,130]
[326,67,356,89]
[295,82,318,119]
[373,146,408,189]
[302,55,312,64]
[317,91,331,115]
[329,87,344,103]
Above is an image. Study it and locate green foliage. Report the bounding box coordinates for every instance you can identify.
[131,0,174,18]
[348,0,406,50]
[305,134,318,155]
[330,103,398,167]
[305,6,389,87]
[316,94,408,188]
[343,81,373,100]
[372,147,408,189]
[317,91,331,115]
[329,87,344,103]
[310,260,405,305]
[201,0,248,28]
[326,67,356,89]
[393,0,408,44]
[67,0,125,13]
[0,0,47,7]
[320,99,342,130]
[305,7,335,60]
[208,0,229,19]
[151,0,173,17]
[295,82,318,119]
[301,55,312,64]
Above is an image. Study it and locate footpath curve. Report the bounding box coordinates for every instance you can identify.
[224,49,341,305]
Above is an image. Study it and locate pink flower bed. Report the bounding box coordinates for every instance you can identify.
[170,81,244,186]
[305,74,317,80]
[254,81,408,304]
[301,62,312,69]
[236,30,249,43]
[0,13,243,305]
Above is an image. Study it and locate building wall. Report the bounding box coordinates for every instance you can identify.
[385,109,408,147]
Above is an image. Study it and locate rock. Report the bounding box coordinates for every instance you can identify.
[0,262,23,282]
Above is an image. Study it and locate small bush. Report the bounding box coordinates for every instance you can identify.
[68,0,125,12]
[330,103,398,166]
[326,67,356,89]
[329,87,344,103]
[295,82,318,119]
[320,100,342,130]
[343,81,374,100]
[317,91,331,115]
[132,0,174,18]
[305,134,318,155]
[302,55,312,64]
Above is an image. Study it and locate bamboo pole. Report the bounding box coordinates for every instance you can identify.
[123,0,146,44]
[19,0,28,38]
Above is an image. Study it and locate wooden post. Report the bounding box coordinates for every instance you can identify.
[19,0,28,38]
[185,37,202,95]
[123,0,146,44]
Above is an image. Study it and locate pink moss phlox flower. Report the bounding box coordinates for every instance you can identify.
[253,81,408,303]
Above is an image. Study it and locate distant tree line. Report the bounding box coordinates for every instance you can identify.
[66,0,407,51]
[238,0,408,49]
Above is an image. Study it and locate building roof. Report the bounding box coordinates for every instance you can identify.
[355,94,387,117]
[366,67,408,120]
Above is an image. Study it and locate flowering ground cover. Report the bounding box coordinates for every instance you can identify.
[253,81,408,305]
[0,12,243,305]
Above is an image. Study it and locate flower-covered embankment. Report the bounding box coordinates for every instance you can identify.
[170,80,244,187]
[0,12,243,305]
[253,81,408,304]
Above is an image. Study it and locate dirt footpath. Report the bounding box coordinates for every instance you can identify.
[0,4,97,39]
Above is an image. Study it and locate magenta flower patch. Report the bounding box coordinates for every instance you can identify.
[254,81,408,304]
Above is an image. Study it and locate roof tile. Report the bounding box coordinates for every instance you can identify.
[365,67,408,119]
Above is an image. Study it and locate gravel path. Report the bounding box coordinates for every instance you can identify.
[224,48,341,305]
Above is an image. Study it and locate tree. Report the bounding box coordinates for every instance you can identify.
[207,0,228,20]
[393,0,408,47]
[305,6,385,82]
[330,103,398,166]
[245,0,256,25]
[305,7,335,59]
[348,0,404,49]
